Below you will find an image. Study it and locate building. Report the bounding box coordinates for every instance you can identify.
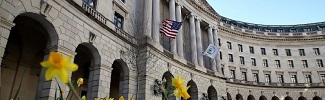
[0,0,324,100]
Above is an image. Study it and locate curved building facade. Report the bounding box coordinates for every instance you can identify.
[0,0,324,100]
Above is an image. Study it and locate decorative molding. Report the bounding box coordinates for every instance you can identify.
[0,17,15,30]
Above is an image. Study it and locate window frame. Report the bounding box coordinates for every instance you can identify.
[273,49,278,56]
[305,75,312,83]
[314,48,320,55]
[242,72,247,81]
[285,49,291,56]
[227,41,232,50]
[251,58,256,66]
[230,70,235,79]
[263,59,268,67]
[302,60,308,68]
[265,74,271,83]
[249,46,254,54]
[290,75,297,83]
[253,73,259,82]
[317,59,324,67]
[275,60,281,68]
[238,44,243,52]
[277,75,284,83]
[299,49,305,56]
[240,56,245,65]
[288,60,294,68]
[114,12,124,29]
[261,48,266,55]
[228,54,233,62]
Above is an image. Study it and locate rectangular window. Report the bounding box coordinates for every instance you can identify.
[261,48,266,55]
[320,74,325,83]
[221,67,224,75]
[265,74,271,83]
[314,48,320,55]
[317,59,324,67]
[230,70,235,79]
[285,49,291,56]
[228,54,233,62]
[273,49,278,56]
[253,73,259,82]
[238,44,243,52]
[242,72,247,81]
[275,60,281,68]
[220,51,222,60]
[240,56,245,65]
[249,46,254,54]
[277,75,284,83]
[114,12,124,28]
[305,75,312,83]
[218,38,221,46]
[304,28,311,32]
[265,29,271,32]
[263,59,268,67]
[291,75,297,83]
[251,58,256,66]
[277,29,284,32]
[299,49,305,56]
[302,60,308,68]
[227,42,232,50]
[288,60,294,68]
[290,29,297,32]
[318,26,325,30]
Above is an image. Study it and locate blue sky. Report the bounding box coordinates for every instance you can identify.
[206,0,325,25]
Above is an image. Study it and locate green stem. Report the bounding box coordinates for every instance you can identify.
[67,80,82,100]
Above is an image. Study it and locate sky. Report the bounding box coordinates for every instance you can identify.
[206,0,325,25]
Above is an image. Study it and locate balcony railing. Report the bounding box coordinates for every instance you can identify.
[115,27,137,44]
[82,2,107,25]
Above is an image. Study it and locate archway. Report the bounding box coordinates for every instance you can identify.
[284,96,293,100]
[259,95,267,100]
[227,92,232,100]
[298,96,307,100]
[187,80,198,100]
[162,71,176,100]
[271,96,279,100]
[247,95,255,100]
[0,12,58,100]
[109,60,129,99]
[313,96,323,100]
[236,94,243,100]
[207,85,218,100]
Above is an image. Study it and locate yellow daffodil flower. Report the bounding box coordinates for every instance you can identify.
[40,52,78,83]
[172,74,185,89]
[119,96,124,100]
[82,95,86,100]
[77,78,84,87]
[103,97,114,100]
[109,98,114,100]
[130,96,134,100]
[174,85,191,99]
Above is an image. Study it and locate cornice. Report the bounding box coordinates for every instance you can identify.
[186,0,220,22]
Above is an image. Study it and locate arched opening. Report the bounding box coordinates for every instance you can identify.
[259,95,267,100]
[187,80,198,100]
[0,13,58,100]
[298,96,307,100]
[284,96,293,100]
[271,96,279,100]
[227,92,232,100]
[236,94,243,100]
[109,60,129,99]
[162,71,176,100]
[207,85,218,100]
[313,96,323,100]
[247,95,255,100]
[70,43,100,99]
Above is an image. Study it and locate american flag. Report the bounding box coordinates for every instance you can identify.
[159,19,182,39]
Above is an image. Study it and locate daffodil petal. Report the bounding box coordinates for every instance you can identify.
[45,68,58,80]
[40,61,52,68]
[66,63,78,71]
[174,89,182,98]
[58,69,69,83]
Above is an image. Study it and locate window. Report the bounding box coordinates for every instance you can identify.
[240,56,245,65]
[249,46,254,54]
[277,75,284,83]
[302,60,308,68]
[120,0,125,3]
[318,26,325,30]
[218,38,221,46]
[227,42,232,50]
[317,59,324,67]
[285,49,291,56]
[275,60,281,68]
[238,44,243,52]
[242,72,247,81]
[291,75,297,83]
[230,70,235,79]
[84,0,97,8]
[219,51,222,60]
[288,60,294,68]
[290,29,297,32]
[221,67,224,75]
[228,54,233,62]
[114,12,124,28]
[277,29,284,32]
[304,28,311,32]
[273,49,278,56]
[320,74,325,83]
[253,73,259,82]
[265,29,271,32]
[305,75,312,83]
[253,28,260,31]
[251,58,256,66]
[314,48,320,55]
[299,49,305,56]
[263,59,268,67]
[261,48,266,55]
[265,74,271,83]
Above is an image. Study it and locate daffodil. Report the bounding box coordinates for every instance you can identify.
[40,52,78,83]
[130,96,134,100]
[77,78,84,87]
[109,98,114,100]
[119,96,124,100]
[82,95,86,100]
[103,97,114,100]
[174,85,191,99]
[172,74,185,89]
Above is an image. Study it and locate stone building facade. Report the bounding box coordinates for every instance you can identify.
[0,0,324,100]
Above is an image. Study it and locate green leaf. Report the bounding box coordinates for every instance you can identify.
[55,78,64,100]
[55,88,57,100]
[13,68,26,100]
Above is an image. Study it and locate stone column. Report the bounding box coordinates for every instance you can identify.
[189,15,198,65]
[213,28,222,73]
[88,64,112,99]
[143,0,152,38]
[176,3,184,58]
[152,0,160,43]
[195,18,204,67]
[169,0,177,54]
[208,26,217,73]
